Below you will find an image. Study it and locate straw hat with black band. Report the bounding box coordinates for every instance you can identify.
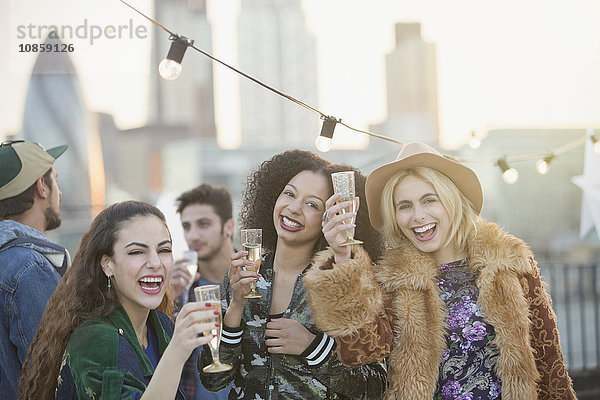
[365,142,484,232]
[0,141,68,201]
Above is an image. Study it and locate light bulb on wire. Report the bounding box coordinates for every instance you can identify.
[535,154,554,175]
[315,116,339,153]
[497,158,518,184]
[158,34,193,80]
[315,136,332,152]
[159,59,182,80]
[469,131,481,149]
[535,159,549,175]
[591,134,600,154]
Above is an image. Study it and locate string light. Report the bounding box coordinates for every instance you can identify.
[535,154,554,175]
[469,131,481,149]
[159,35,193,80]
[118,0,594,179]
[590,134,600,154]
[315,116,339,152]
[497,158,519,184]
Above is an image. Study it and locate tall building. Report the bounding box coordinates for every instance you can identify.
[371,23,439,145]
[238,0,319,145]
[150,0,216,138]
[100,0,219,203]
[21,35,105,251]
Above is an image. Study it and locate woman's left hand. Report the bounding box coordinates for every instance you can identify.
[265,318,315,355]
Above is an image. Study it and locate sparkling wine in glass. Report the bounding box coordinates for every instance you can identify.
[182,250,198,292]
[194,285,232,373]
[240,228,263,298]
[331,171,363,246]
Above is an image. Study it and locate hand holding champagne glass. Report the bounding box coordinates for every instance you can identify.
[331,171,363,246]
[194,285,232,373]
[240,229,263,298]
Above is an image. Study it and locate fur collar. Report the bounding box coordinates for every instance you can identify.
[375,221,535,292]
[378,220,540,400]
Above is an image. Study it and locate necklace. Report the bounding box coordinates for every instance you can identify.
[137,332,148,350]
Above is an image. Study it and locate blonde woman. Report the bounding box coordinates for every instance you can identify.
[304,142,576,400]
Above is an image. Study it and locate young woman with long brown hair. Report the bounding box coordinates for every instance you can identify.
[19,200,218,399]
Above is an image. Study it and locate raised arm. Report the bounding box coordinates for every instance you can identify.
[142,302,217,399]
[303,245,393,368]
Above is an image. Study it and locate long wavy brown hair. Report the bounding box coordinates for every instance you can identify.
[18,200,174,400]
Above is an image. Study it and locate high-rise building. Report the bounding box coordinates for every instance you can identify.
[238,0,319,145]
[371,22,439,145]
[21,35,105,251]
[150,0,216,138]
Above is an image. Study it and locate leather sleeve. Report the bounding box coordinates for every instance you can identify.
[520,258,577,400]
[335,294,394,368]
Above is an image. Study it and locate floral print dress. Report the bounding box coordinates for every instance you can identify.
[434,258,502,400]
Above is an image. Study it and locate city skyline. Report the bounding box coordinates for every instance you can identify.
[2,0,600,150]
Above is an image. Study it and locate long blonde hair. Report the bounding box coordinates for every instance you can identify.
[18,201,174,400]
[380,166,481,250]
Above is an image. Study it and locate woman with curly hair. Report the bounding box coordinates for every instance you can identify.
[200,150,387,399]
[304,142,576,399]
[19,201,219,399]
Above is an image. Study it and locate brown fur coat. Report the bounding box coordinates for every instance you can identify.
[303,221,576,400]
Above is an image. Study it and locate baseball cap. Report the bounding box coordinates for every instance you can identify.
[0,140,68,201]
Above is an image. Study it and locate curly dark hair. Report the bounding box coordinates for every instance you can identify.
[238,150,382,261]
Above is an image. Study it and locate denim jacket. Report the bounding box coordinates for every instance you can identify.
[199,253,387,399]
[0,220,67,399]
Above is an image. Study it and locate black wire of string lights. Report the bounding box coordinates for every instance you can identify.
[118,0,599,183]
[117,0,402,149]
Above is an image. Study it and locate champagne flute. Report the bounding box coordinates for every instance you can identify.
[331,171,363,246]
[194,285,232,373]
[182,250,198,292]
[240,228,263,298]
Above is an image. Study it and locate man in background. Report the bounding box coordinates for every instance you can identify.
[172,183,235,400]
[0,140,69,399]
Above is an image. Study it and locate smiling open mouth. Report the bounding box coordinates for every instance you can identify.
[281,216,303,230]
[413,223,436,241]
[138,276,163,294]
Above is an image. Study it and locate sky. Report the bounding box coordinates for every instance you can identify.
[2,0,600,149]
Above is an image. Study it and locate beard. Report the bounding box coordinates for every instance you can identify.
[44,206,61,231]
[197,236,226,262]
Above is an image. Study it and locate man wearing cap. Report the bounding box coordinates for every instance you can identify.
[0,140,69,399]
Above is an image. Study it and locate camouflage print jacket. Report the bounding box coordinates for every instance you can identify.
[199,253,387,400]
